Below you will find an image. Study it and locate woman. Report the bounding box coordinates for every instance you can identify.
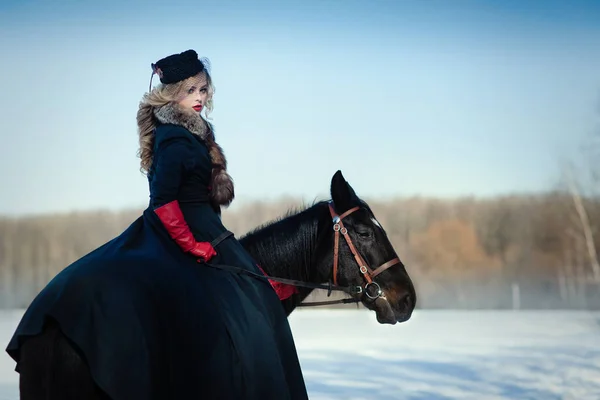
[6,49,308,399]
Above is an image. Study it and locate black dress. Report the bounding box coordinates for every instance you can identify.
[5,120,309,399]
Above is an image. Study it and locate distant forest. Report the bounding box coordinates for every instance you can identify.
[2,184,600,310]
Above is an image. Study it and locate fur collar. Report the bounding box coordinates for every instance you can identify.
[153,102,235,207]
[153,102,210,140]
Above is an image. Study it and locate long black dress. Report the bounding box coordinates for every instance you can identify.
[5,116,309,399]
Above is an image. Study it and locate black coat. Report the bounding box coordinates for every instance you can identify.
[5,118,308,399]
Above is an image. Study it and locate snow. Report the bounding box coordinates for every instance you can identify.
[1,309,599,399]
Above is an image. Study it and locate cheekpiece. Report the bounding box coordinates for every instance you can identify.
[150,49,205,85]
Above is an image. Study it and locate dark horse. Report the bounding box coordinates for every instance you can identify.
[13,170,416,399]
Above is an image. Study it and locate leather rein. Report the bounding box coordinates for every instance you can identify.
[206,201,401,307]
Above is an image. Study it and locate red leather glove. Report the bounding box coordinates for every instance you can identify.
[189,242,217,261]
[154,200,217,263]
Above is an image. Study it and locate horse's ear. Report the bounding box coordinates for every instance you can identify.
[330,170,359,212]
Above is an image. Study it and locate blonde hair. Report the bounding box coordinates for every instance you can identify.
[136,72,214,174]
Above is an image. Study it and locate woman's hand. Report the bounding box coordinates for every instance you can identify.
[190,242,217,263]
[154,200,217,263]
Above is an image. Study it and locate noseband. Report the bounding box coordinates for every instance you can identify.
[328,201,401,301]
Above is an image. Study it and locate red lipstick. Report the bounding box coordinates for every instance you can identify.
[193,105,203,112]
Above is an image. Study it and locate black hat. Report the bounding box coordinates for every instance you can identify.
[150,49,206,85]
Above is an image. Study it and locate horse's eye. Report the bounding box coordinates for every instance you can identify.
[356,230,372,238]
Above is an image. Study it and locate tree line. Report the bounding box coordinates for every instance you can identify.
[1,190,600,310]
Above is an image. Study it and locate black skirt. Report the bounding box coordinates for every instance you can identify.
[5,204,309,400]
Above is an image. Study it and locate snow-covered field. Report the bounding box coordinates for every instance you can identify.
[1,309,599,399]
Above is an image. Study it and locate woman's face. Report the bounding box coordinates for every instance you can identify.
[177,74,210,114]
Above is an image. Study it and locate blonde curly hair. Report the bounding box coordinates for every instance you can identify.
[136,71,214,174]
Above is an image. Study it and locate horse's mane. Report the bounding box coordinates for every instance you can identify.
[238,199,327,281]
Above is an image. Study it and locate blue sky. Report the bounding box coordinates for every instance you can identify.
[1,0,599,215]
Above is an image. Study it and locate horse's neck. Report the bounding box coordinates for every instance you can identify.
[239,202,331,312]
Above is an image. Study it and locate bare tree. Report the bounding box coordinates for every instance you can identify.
[563,162,600,282]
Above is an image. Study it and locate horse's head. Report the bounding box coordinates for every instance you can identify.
[323,170,416,324]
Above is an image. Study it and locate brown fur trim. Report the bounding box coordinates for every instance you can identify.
[206,137,235,207]
[153,102,210,139]
[153,102,235,207]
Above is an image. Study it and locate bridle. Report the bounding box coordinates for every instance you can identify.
[326,201,401,303]
[205,201,402,307]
